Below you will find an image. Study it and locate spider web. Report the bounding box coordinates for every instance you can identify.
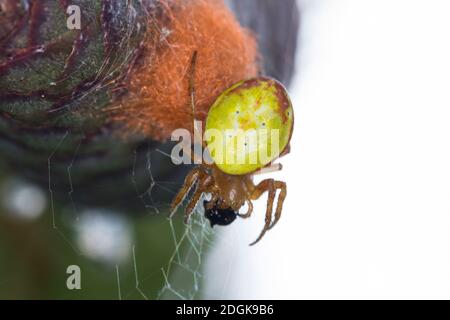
[41,0,216,300]
[157,214,214,299]
[47,128,215,300]
[130,144,215,300]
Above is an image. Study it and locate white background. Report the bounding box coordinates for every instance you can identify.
[204,0,450,299]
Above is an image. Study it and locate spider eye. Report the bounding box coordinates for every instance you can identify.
[203,201,238,227]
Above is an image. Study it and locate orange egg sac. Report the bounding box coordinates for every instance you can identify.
[109,0,259,141]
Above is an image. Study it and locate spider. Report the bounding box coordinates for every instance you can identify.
[170,52,294,245]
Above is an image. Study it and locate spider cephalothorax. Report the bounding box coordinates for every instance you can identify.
[171,53,294,245]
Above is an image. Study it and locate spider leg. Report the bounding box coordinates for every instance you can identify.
[188,51,198,119]
[268,181,287,230]
[249,179,277,246]
[253,163,283,176]
[205,186,221,209]
[186,51,215,168]
[238,200,254,218]
[253,145,290,176]
[170,167,202,218]
[184,174,213,223]
[187,51,205,165]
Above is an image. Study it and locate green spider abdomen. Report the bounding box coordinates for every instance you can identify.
[205,77,294,175]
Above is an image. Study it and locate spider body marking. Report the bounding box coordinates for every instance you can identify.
[170,52,294,245]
